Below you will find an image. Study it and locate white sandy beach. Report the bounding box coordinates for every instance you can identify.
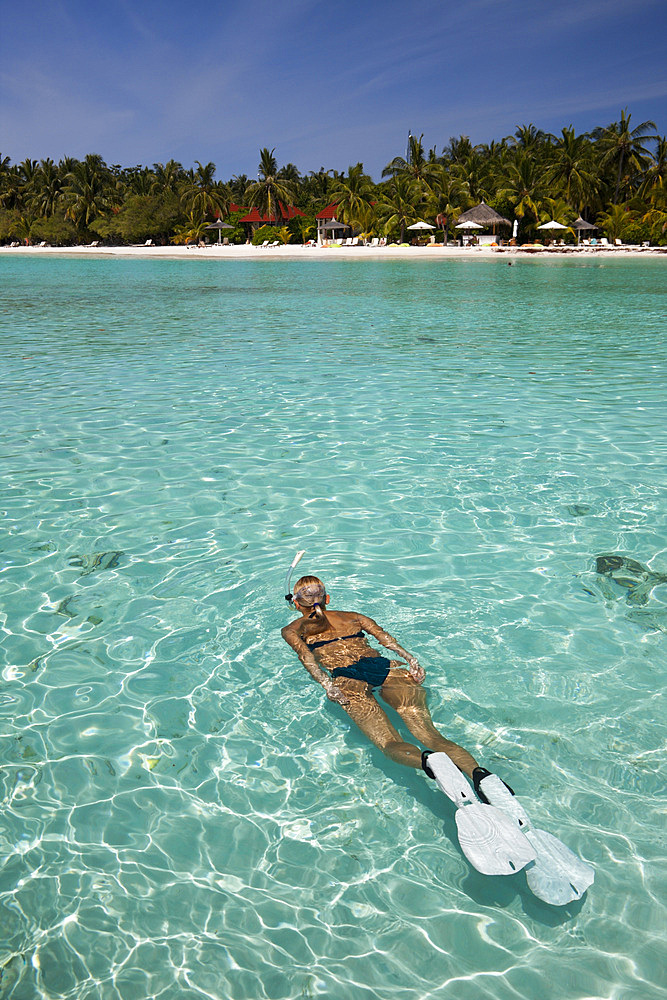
[2,242,666,261]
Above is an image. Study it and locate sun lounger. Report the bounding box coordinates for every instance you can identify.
[89,241,99,247]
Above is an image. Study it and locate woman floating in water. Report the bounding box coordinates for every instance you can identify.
[281,574,479,778]
[281,569,595,904]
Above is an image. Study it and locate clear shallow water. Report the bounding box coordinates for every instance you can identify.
[0,254,666,999]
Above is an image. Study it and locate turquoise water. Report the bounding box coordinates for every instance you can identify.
[0,254,666,999]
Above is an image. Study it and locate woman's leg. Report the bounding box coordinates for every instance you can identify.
[339,684,424,768]
[380,669,479,777]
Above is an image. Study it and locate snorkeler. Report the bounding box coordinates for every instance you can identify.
[281,561,595,904]
[281,573,479,777]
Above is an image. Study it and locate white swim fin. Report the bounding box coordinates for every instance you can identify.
[477,773,595,906]
[426,753,536,877]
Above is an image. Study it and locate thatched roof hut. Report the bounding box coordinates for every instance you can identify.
[456,201,511,230]
[572,216,597,231]
[572,215,598,245]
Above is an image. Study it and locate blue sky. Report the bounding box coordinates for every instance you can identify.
[1,0,665,180]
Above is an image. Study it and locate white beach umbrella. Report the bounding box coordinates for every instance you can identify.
[455,221,483,229]
[407,221,436,230]
[537,220,568,230]
[512,219,518,239]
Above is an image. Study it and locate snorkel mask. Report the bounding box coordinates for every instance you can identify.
[284,550,305,605]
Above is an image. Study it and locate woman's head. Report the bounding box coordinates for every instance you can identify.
[292,576,328,615]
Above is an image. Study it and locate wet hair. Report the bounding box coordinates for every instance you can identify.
[293,576,327,619]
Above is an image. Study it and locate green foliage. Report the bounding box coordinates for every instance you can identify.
[596,203,637,241]
[221,208,248,244]
[91,192,182,244]
[251,225,279,245]
[31,214,80,245]
[620,219,653,245]
[245,148,296,224]
[0,208,20,241]
[289,213,315,244]
[1,114,665,248]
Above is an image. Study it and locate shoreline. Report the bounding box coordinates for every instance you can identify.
[1,242,666,262]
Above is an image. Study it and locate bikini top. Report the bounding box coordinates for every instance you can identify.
[305,630,365,651]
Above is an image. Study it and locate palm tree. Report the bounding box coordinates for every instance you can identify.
[423,164,465,244]
[32,158,64,217]
[545,127,597,211]
[511,124,549,150]
[443,135,474,164]
[64,156,114,229]
[278,162,301,184]
[638,135,667,197]
[597,202,637,241]
[382,134,443,212]
[171,210,209,245]
[376,175,420,243]
[497,152,546,224]
[151,160,184,196]
[641,184,667,239]
[451,149,492,205]
[328,163,375,229]
[597,109,657,203]
[229,173,251,202]
[180,161,230,219]
[244,148,295,225]
[301,168,336,210]
[539,197,574,225]
[0,163,24,210]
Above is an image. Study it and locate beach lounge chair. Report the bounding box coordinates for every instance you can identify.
[614,239,622,246]
[259,240,270,249]
[144,239,153,246]
[89,240,99,248]
[600,237,609,246]
[370,237,380,247]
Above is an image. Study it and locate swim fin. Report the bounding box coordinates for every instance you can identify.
[426,753,536,876]
[476,773,595,905]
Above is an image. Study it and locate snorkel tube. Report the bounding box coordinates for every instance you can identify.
[284,550,305,605]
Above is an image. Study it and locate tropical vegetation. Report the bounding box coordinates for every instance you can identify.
[1,111,665,246]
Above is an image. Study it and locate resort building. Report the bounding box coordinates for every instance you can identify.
[316,203,349,244]
[237,203,305,238]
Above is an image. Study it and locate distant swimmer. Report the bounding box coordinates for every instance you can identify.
[280,555,594,905]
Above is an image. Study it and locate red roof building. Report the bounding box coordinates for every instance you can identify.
[315,202,340,220]
[238,202,305,228]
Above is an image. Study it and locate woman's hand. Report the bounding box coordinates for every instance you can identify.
[325,682,349,706]
[407,658,425,684]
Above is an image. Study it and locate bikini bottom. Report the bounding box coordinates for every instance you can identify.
[332,656,391,689]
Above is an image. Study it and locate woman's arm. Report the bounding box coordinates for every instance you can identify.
[355,614,425,682]
[281,624,350,704]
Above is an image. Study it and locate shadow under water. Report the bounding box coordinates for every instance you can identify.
[587,553,667,632]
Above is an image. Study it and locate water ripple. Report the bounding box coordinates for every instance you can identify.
[0,257,666,999]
